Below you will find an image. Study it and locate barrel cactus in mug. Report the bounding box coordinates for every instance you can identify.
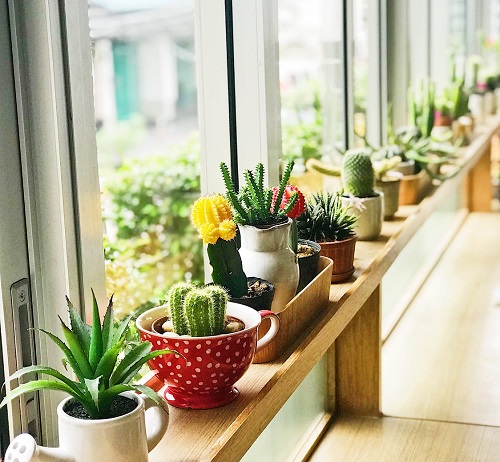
[165,283,242,337]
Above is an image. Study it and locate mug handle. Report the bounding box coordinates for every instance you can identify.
[143,395,169,452]
[256,310,280,353]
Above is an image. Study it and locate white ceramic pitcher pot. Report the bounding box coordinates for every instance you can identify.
[4,392,168,462]
[238,218,299,312]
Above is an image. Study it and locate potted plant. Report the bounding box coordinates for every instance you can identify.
[340,149,384,240]
[136,283,280,409]
[270,183,319,293]
[220,161,300,311]
[297,192,358,283]
[372,155,402,219]
[1,292,172,462]
[191,194,275,310]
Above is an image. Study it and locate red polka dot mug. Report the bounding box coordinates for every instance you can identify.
[136,303,280,409]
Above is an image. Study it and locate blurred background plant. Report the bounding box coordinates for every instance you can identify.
[101,132,203,319]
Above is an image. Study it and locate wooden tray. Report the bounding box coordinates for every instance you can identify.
[253,256,333,363]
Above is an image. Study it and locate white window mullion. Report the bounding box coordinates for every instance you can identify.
[195,0,232,195]
[232,0,281,185]
[59,0,107,311]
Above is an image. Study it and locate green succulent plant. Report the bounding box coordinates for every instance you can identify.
[220,161,298,227]
[342,150,376,197]
[296,192,357,243]
[0,292,175,419]
[168,283,228,337]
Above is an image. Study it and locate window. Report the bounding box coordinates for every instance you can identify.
[88,0,203,318]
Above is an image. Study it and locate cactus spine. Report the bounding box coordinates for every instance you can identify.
[168,283,228,337]
[342,151,376,197]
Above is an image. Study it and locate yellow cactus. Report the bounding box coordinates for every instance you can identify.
[191,195,236,244]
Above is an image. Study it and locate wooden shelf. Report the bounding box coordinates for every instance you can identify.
[149,120,498,462]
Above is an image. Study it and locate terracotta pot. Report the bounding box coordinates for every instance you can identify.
[136,303,280,410]
[4,392,169,462]
[375,175,401,219]
[238,218,299,312]
[342,193,384,241]
[297,239,321,293]
[399,170,433,205]
[319,234,357,283]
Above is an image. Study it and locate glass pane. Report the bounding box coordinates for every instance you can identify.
[88,0,202,319]
[279,0,345,194]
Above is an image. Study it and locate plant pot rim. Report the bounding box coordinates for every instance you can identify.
[232,276,275,299]
[238,217,291,232]
[342,191,382,199]
[297,239,321,252]
[376,172,403,183]
[57,392,142,425]
[317,233,358,246]
[136,302,263,341]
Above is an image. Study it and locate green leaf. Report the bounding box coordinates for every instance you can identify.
[88,289,103,371]
[117,349,178,385]
[39,328,88,382]
[58,319,93,378]
[93,338,124,386]
[66,296,91,356]
[132,385,168,414]
[97,384,135,415]
[112,312,134,345]
[7,365,86,402]
[101,295,114,352]
[84,376,101,408]
[0,380,81,409]
[109,342,151,386]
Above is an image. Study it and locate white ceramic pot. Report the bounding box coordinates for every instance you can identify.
[376,173,401,219]
[342,193,384,241]
[4,392,168,462]
[238,218,299,312]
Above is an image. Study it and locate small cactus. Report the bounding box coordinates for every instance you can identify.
[192,195,247,298]
[168,284,229,337]
[168,282,193,336]
[342,150,376,198]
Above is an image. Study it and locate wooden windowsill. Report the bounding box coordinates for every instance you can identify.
[149,119,498,462]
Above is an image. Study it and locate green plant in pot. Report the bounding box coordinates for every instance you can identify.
[220,161,300,312]
[340,149,384,240]
[136,283,280,409]
[1,292,174,462]
[297,192,358,283]
[191,194,274,310]
[305,150,384,240]
[372,155,403,220]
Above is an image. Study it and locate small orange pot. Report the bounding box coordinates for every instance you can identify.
[319,234,357,283]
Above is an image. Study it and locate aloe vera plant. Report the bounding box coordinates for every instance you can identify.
[0,292,175,419]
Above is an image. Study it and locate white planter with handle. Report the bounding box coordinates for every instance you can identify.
[238,218,299,312]
[4,392,168,462]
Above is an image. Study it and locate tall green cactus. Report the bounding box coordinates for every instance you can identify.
[168,284,228,337]
[342,150,376,198]
[168,282,193,335]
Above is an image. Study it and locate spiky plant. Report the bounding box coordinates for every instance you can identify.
[168,284,228,337]
[0,292,175,419]
[296,192,357,243]
[220,161,298,227]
